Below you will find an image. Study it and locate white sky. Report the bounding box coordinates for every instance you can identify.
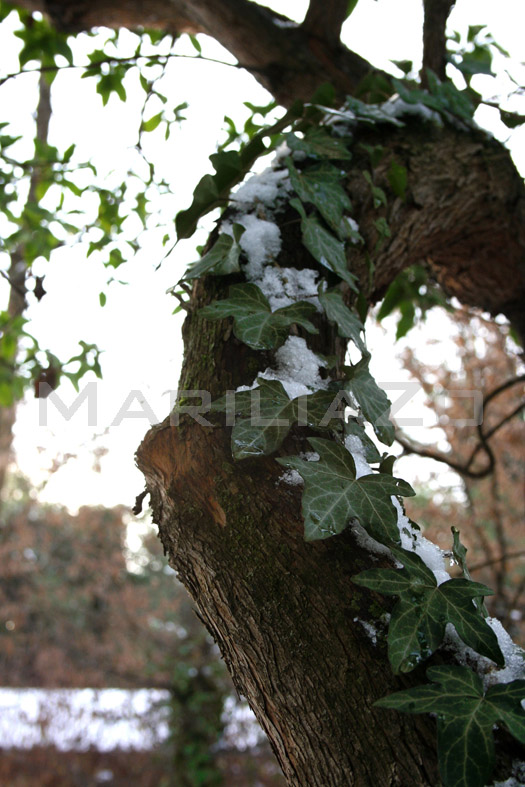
[1,0,524,511]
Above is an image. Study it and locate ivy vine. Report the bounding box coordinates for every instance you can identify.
[173,81,525,787]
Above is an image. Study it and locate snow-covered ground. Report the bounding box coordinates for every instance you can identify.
[0,689,262,751]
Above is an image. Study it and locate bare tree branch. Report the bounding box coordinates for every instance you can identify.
[302,0,349,46]
[468,550,525,573]
[395,373,525,480]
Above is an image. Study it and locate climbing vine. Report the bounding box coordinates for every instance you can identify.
[174,81,525,787]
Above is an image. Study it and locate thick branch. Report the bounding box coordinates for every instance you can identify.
[16,0,380,106]
[421,0,455,85]
[302,0,349,46]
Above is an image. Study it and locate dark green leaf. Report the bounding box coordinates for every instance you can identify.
[300,215,358,291]
[387,160,407,200]
[286,128,352,160]
[287,159,352,235]
[354,549,502,673]
[199,283,318,350]
[277,437,413,542]
[377,667,525,787]
[183,231,243,280]
[318,288,366,352]
[342,356,394,445]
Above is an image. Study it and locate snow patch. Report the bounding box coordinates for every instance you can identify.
[354,618,378,646]
[484,618,525,686]
[236,214,282,279]
[381,96,443,126]
[344,434,372,479]
[260,336,328,399]
[279,469,304,486]
[231,167,292,210]
[254,265,320,312]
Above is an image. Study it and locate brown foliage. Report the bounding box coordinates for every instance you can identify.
[399,309,525,643]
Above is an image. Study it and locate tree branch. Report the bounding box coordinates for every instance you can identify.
[468,550,525,573]
[302,0,349,46]
[420,0,455,86]
[395,374,525,480]
[14,0,379,106]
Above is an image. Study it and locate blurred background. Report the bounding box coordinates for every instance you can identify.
[0,0,523,784]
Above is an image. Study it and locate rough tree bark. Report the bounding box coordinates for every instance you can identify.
[11,2,525,783]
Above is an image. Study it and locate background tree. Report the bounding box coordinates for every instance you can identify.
[0,475,284,784]
[1,1,525,785]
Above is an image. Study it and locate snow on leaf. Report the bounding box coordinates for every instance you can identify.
[342,357,395,445]
[344,421,382,463]
[353,549,503,674]
[376,666,525,787]
[199,283,318,350]
[318,287,366,352]
[287,159,352,235]
[300,215,359,292]
[277,437,413,543]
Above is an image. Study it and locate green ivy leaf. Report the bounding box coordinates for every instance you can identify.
[353,549,503,673]
[211,378,337,459]
[299,214,359,292]
[387,160,407,200]
[376,666,525,787]
[287,159,352,235]
[277,437,414,542]
[286,128,352,160]
[183,230,244,281]
[451,527,487,615]
[342,357,394,445]
[199,283,318,350]
[176,103,303,239]
[318,287,366,352]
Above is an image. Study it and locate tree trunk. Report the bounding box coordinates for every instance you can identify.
[136,121,524,784]
[0,74,52,501]
[10,3,525,781]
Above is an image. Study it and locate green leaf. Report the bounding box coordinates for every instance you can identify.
[437,713,494,787]
[183,231,243,281]
[277,437,413,542]
[99,292,107,307]
[212,379,337,459]
[300,215,359,291]
[345,0,359,19]
[287,159,352,236]
[499,109,525,129]
[377,667,525,787]
[177,104,303,239]
[142,112,163,132]
[318,288,366,352]
[387,160,407,200]
[286,128,352,160]
[199,283,318,350]
[354,549,502,673]
[188,34,202,53]
[363,170,387,208]
[342,356,394,445]
[451,527,487,615]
